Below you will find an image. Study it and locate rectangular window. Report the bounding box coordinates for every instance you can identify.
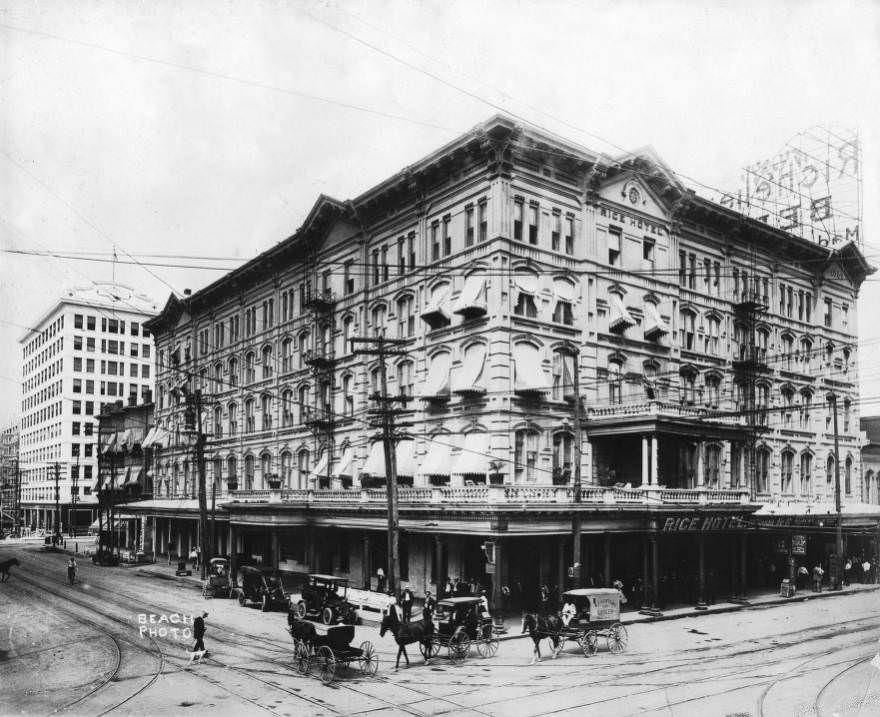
[131,321,139,336]
[74,336,83,350]
[408,233,415,268]
[551,211,561,251]
[72,421,81,436]
[73,357,82,372]
[398,237,406,274]
[679,250,687,286]
[130,343,139,357]
[608,227,621,267]
[73,378,82,393]
[787,286,793,317]
[72,400,81,415]
[688,253,696,289]
[85,380,94,394]
[824,298,833,327]
[87,316,95,330]
[431,221,440,261]
[643,239,655,271]
[442,215,451,256]
[84,422,93,436]
[713,262,721,296]
[142,344,150,359]
[513,200,523,241]
[465,205,475,247]
[86,400,93,414]
[805,293,812,322]
[74,314,83,329]
[372,248,381,284]
[142,365,150,379]
[129,363,138,377]
[382,245,389,281]
[527,203,539,245]
[479,201,488,243]
[798,290,805,320]
[842,303,849,328]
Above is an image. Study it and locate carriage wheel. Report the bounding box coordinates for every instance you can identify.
[202,583,213,599]
[296,600,307,619]
[294,640,310,675]
[261,594,270,612]
[358,641,379,675]
[420,639,440,659]
[607,623,628,654]
[476,637,499,658]
[317,645,336,684]
[579,631,599,657]
[237,591,247,607]
[449,632,470,664]
[322,606,335,625]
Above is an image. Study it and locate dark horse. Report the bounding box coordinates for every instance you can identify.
[379,607,434,669]
[0,557,20,582]
[287,615,317,644]
[521,612,563,664]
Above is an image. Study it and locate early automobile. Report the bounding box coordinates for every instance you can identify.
[202,556,234,599]
[422,596,498,662]
[234,564,290,612]
[293,574,357,625]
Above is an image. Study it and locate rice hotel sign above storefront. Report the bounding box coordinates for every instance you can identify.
[660,515,749,532]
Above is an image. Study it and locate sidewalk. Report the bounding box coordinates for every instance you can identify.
[124,559,880,640]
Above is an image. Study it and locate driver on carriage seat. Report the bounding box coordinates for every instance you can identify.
[561,599,576,627]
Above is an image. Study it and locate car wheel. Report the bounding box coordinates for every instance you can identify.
[296,600,307,619]
[322,606,335,625]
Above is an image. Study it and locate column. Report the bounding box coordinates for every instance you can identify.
[363,534,371,590]
[729,539,738,599]
[557,538,566,598]
[641,536,650,610]
[739,533,748,600]
[271,532,279,571]
[604,533,612,587]
[641,436,649,486]
[651,435,659,486]
[652,535,661,612]
[493,538,505,616]
[229,524,238,585]
[696,442,705,488]
[696,532,707,610]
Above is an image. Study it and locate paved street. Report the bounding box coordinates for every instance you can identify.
[1,543,879,717]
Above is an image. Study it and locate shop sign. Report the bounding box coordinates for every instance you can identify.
[589,594,619,622]
[661,515,747,532]
[774,538,788,554]
[792,534,807,555]
[756,515,839,528]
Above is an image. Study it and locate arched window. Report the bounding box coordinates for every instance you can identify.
[756,447,770,494]
[298,384,309,423]
[781,450,794,494]
[825,341,834,367]
[281,338,292,373]
[845,456,852,495]
[552,279,575,325]
[826,454,835,487]
[552,432,573,485]
[679,367,696,406]
[705,316,721,356]
[282,390,294,427]
[213,406,223,438]
[608,360,623,405]
[298,331,311,368]
[244,455,255,490]
[228,402,238,435]
[371,305,386,337]
[397,295,414,338]
[261,453,272,488]
[781,387,795,427]
[261,394,272,431]
[781,334,794,370]
[245,398,255,433]
[214,362,224,389]
[397,360,414,397]
[370,367,382,396]
[514,429,540,482]
[513,273,539,318]
[342,316,354,354]
[799,389,813,429]
[297,449,310,489]
[342,375,354,417]
[262,345,273,379]
[679,309,696,350]
[756,328,769,362]
[706,444,722,488]
[227,455,238,486]
[212,457,222,493]
[757,383,770,426]
[800,452,812,496]
[704,374,721,409]
[228,356,238,387]
[245,351,255,383]
[800,338,813,372]
[552,350,576,402]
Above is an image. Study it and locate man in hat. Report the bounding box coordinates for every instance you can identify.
[193,612,208,655]
[424,590,436,618]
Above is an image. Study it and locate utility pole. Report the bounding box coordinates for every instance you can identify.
[352,335,412,597]
[70,455,80,537]
[194,389,209,581]
[14,457,21,536]
[54,462,61,543]
[571,350,583,589]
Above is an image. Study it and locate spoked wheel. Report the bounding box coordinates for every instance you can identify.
[317,645,336,684]
[476,637,499,658]
[448,632,470,664]
[358,641,379,675]
[419,639,441,659]
[296,600,307,619]
[607,623,628,654]
[237,591,246,607]
[579,630,599,657]
[322,607,335,625]
[294,640,310,675]
[261,594,269,612]
[202,583,213,599]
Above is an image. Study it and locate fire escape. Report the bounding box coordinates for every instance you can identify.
[731,257,770,500]
[302,265,336,489]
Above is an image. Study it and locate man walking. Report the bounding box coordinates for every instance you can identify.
[193,612,208,655]
[424,590,436,618]
[812,563,824,593]
[400,586,414,622]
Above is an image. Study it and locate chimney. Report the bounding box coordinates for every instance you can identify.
[184,289,192,296]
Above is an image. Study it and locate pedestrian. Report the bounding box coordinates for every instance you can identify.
[193,612,208,654]
[812,563,824,592]
[539,581,550,611]
[862,558,871,584]
[400,586,414,621]
[189,547,198,570]
[67,556,77,584]
[390,593,403,623]
[797,565,809,591]
[478,589,491,619]
[843,558,852,586]
[424,590,436,617]
[376,567,386,593]
[443,576,454,599]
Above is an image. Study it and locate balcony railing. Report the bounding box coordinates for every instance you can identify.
[224,484,753,507]
[588,400,744,425]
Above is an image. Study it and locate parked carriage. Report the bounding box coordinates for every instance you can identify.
[202,557,234,599]
[557,588,628,656]
[289,621,379,685]
[234,564,290,612]
[420,597,499,663]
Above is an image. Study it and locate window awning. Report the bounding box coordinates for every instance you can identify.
[452,344,486,395]
[554,279,576,302]
[420,353,451,400]
[514,344,546,394]
[451,433,490,475]
[101,432,119,454]
[361,442,385,476]
[452,274,487,317]
[332,446,354,477]
[359,441,416,477]
[142,426,159,448]
[559,353,576,400]
[311,452,329,477]
[514,274,539,303]
[123,466,144,488]
[421,437,454,475]
[421,284,452,328]
[609,295,636,333]
[644,302,669,339]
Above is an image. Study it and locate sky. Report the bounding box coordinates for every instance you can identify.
[1,0,879,428]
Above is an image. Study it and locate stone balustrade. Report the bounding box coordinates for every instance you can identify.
[223,484,753,507]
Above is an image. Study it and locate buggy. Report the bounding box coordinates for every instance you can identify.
[202,557,234,599]
[293,574,357,625]
[234,564,290,612]
[420,597,498,663]
[557,588,628,656]
[290,622,379,685]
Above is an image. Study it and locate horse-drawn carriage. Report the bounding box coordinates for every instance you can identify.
[421,597,499,663]
[557,588,628,656]
[202,557,234,599]
[288,618,379,685]
[235,564,290,612]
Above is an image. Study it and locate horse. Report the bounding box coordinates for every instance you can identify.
[521,612,563,664]
[379,607,434,669]
[0,558,20,582]
[287,615,317,644]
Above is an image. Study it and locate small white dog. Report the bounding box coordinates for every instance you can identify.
[188,649,207,664]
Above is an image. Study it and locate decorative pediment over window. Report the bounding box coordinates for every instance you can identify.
[609,295,636,333]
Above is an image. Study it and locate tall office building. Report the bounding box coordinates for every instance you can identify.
[18,284,157,533]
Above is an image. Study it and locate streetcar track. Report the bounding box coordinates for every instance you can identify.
[813,654,873,717]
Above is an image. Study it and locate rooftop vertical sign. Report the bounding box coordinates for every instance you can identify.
[717,127,861,248]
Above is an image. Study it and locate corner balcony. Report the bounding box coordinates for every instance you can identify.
[226,484,753,508]
[302,349,336,370]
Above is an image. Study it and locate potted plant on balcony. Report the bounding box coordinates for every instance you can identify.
[267,474,282,490]
[227,477,238,491]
